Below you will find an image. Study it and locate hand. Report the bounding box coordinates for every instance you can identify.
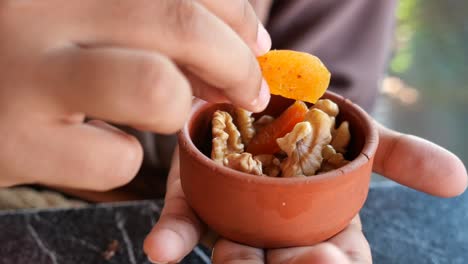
[0,0,271,190]
[143,122,467,263]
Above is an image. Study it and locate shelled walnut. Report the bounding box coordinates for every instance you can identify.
[211,110,244,164]
[313,99,351,154]
[319,145,350,173]
[331,121,351,154]
[254,154,281,177]
[235,108,256,145]
[312,99,339,117]
[277,109,333,177]
[224,153,263,175]
[209,100,351,177]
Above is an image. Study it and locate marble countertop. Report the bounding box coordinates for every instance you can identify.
[1,182,467,264]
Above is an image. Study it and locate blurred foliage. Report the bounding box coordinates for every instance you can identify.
[390,0,468,104]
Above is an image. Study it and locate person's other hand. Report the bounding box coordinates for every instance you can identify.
[144,122,467,263]
[0,0,271,190]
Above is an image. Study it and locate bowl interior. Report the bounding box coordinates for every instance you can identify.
[187,92,372,176]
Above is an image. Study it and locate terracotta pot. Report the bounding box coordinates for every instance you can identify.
[177,91,379,248]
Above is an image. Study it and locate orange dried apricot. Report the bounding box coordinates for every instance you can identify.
[246,100,308,155]
[257,50,331,103]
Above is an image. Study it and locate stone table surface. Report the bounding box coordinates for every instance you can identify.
[0,181,467,264]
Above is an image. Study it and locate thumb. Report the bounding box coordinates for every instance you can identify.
[373,122,467,197]
[144,148,205,263]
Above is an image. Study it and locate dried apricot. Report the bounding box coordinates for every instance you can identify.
[246,100,308,155]
[258,50,331,103]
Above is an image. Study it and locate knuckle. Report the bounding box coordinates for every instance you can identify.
[237,0,253,27]
[228,0,257,42]
[167,0,200,43]
[154,89,192,134]
[134,56,191,133]
[165,212,200,231]
[135,57,172,109]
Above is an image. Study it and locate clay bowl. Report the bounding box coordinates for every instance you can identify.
[177,91,378,248]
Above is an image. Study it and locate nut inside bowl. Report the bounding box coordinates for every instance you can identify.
[177,91,378,248]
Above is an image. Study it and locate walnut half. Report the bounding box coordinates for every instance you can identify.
[319,145,350,173]
[277,109,333,177]
[255,154,281,177]
[224,153,263,176]
[211,110,244,164]
[235,108,256,146]
[331,121,351,154]
[311,99,339,117]
[313,99,351,154]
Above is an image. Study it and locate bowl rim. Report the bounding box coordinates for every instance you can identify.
[178,91,379,186]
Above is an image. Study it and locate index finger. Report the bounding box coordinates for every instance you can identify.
[69,0,268,112]
[197,0,272,55]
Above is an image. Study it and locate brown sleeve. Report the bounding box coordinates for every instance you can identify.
[267,0,397,111]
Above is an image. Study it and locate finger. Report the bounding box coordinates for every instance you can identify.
[40,47,192,134]
[249,0,274,24]
[374,122,467,197]
[183,69,230,103]
[52,120,143,190]
[197,0,272,55]
[267,243,350,264]
[185,65,269,106]
[188,72,270,109]
[327,215,372,264]
[71,0,268,112]
[212,239,264,264]
[144,149,205,263]
[3,119,143,191]
[267,216,369,264]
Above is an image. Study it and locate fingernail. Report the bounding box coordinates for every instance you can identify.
[256,23,271,55]
[250,79,270,112]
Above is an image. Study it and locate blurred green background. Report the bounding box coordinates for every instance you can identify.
[373,0,468,173]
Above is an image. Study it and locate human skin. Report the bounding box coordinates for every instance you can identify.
[0,0,271,190]
[1,1,466,263]
[143,2,466,262]
[144,123,467,263]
